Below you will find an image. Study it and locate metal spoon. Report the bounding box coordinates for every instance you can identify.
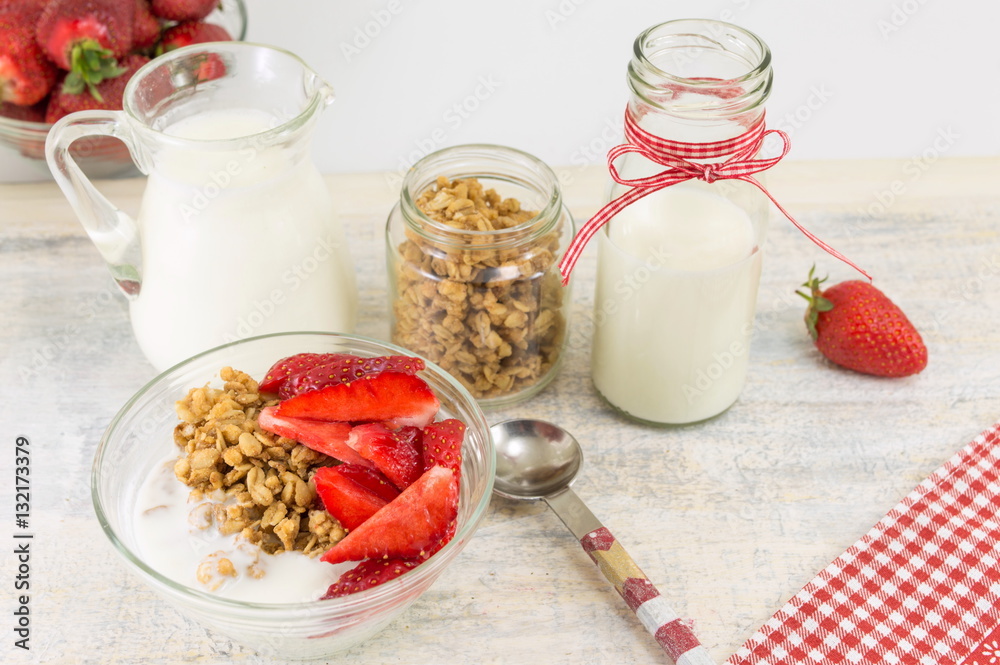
[491,418,715,665]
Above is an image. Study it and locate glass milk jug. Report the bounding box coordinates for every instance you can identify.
[46,43,358,371]
[589,20,773,425]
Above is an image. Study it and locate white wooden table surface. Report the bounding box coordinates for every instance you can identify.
[2,157,999,665]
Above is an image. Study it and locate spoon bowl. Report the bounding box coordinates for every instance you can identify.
[493,418,582,500]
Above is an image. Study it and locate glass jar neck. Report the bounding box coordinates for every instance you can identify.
[626,19,772,145]
[399,144,563,250]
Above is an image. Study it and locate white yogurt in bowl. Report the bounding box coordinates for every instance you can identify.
[134,454,341,604]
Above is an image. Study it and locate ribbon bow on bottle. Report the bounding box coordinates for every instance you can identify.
[557,110,871,285]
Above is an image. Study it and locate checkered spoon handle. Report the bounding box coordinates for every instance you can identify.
[545,487,716,665]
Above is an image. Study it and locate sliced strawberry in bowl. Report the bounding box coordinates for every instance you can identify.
[333,463,401,503]
[313,466,394,532]
[283,354,425,398]
[275,371,440,429]
[321,558,421,599]
[421,419,466,477]
[320,465,459,565]
[257,405,371,468]
[346,423,422,491]
[259,352,342,394]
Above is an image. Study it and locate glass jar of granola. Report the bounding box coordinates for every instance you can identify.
[386,144,574,407]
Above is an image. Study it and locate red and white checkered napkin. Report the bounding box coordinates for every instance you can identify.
[729,421,1000,665]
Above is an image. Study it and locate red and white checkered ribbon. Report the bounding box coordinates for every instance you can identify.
[557,109,871,284]
[729,420,1000,665]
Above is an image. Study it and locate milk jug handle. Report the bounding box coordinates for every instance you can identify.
[45,110,144,299]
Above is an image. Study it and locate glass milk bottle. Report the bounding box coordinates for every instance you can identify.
[590,20,773,425]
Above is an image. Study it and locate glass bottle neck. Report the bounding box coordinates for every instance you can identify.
[626,19,772,146]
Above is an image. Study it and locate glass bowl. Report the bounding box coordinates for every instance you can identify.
[0,0,248,180]
[91,332,495,659]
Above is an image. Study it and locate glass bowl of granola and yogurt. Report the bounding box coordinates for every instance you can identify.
[91,331,495,659]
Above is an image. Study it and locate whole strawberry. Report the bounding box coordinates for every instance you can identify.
[150,0,216,22]
[46,52,148,122]
[0,1,58,105]
[36,0,135,98]
[159,19,230,52]
[131,0,161,51]
[798,266,927,378]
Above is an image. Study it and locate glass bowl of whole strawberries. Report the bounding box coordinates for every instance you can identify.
[0,0,247,179]
[91,331,496,659]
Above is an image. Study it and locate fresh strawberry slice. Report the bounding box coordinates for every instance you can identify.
[313,466,389,531]
[393,425,423,458]
[421,419,466,476]
[257,405,371,468]
[320,465,459,564]
[333,463,400,503]
[275,372,440,429]
[321,558,420,599]
[347,423,422,491]
[283,355,426,399]
[259,352,343,394]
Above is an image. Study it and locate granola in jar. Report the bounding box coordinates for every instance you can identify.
[386,145,574,405]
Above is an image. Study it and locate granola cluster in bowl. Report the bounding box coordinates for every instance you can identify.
[91,332,495,659]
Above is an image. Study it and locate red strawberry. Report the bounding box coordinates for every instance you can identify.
[0,99,46,121]
[321,558,420,599]
[798,266,928,378]
[259,352,343,394]
[347,423,422,491]
[331,463,400,503]
[131,0,160,51]
[313,466,390,531]
[159,19,230,52]
[45,53,148,122]
[320,465,459,564]
[257,405,371,468]
[282,355,426,399]
[150,0,215,22]
[421,419,465,476]
[275,372,441,429]
[36,0,134,98]
[0,3,57,105]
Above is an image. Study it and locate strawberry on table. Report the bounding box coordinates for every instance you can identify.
[321,558,420,599]
[320,465,459,564]
[257,405,372,468]
[421,419,465,476]
[36,0,135,98]
[150,0,216,22]
[798,266,928,378]
[0,2,58,105]
[159,19,231,52]
[347,423,422,491]
[313,466,393,532]
[45,52,148,122]
[275,371,441,429]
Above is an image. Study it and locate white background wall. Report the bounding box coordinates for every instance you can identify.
[2,0,997,181]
